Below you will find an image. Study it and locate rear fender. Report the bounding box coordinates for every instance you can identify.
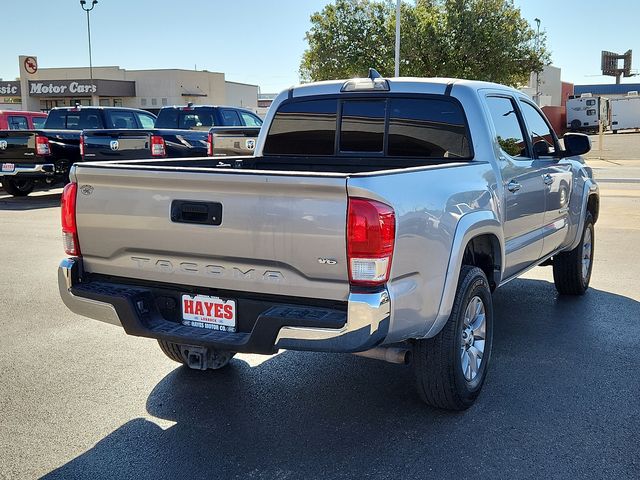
[423,210,504,338]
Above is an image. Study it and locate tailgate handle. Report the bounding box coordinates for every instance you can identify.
[171,200,222,226]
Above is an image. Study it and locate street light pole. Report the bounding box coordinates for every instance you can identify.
[80,0,98,105]
[394,0,401,77]
[534,17,541,105]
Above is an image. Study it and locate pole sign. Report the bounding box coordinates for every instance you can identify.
[0,81,21,96]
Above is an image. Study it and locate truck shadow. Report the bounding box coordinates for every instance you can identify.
[0,192,61,210]
[43,278,640,479]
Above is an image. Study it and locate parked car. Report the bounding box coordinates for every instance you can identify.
[0,106,156,196]
[154,104,263,130]
[0,110,47,130]
[81,125,260,161]
[58,72,599,410]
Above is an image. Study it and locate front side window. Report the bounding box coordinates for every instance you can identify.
[263,99,338,155]
[519,100,557,157]
[240,111,263,127]
[387,98,470,158]
[7,116,28,130]
[485,96,527,158]
[137,113,156,129]
[221,110,242,126]
[108,111,137,129]
[32,117,46,129]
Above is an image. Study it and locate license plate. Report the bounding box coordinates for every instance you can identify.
[2,163,15,173]
[181,294,237,332]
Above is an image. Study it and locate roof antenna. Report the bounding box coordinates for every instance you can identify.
[368,68,382,80]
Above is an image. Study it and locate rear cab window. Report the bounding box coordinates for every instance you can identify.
[44,109,105,129]
[107,110,138,129]
[263,95,472,160]
[155,107,216,129]
[7,116,28,130]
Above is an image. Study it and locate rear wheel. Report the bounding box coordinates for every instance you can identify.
[2,177,34,197]
[157,340,235,370]
[414,266,494,410]
[553,212,594,295]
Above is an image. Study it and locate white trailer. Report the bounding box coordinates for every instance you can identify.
[567,94,610,133]
[610,93,640,133]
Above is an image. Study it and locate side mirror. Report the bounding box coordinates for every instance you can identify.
[562,133,591,157]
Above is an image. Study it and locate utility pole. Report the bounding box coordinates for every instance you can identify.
[534,18,541,105]
[395,0,401,77]
[80,0,98,106]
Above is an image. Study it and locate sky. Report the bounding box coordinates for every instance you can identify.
[2,0,640,93]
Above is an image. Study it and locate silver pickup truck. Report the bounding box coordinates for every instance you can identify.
[58,72,599,410]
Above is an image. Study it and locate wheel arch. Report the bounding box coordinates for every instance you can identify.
[423,210,504,339]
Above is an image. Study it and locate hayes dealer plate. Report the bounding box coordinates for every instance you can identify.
[181,294,237,332]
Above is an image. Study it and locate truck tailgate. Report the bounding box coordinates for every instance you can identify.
[0,131,39,166]
[74,166,350,301]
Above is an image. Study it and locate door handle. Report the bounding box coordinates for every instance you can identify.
[543,174,554,186]
[507,180,521,193]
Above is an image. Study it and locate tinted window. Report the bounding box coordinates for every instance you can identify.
[586,99,596,106]
[137,113,156,129]
[7,116,28,130]
[263,99,337,155]
[240,111,262,126]
[221,110,242,126]
[388,99,471,158]
[32,116,46,129]
[44,109,104,129]
[340,100,385,152]
[108,111,137,129]
[486,96,527,158]
[155,108,216,129]
[519,101,556,156]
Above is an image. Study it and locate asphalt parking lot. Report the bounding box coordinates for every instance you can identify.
[1,139,639,479]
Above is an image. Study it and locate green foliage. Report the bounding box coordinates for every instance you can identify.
[300,0,550,86]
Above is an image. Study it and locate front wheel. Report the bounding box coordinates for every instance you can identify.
[553,212,594,295]
[2,177,34,197]
[414,266,494,410]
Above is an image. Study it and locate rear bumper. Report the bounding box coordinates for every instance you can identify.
[58,258,390,354]
[1,163,55,176]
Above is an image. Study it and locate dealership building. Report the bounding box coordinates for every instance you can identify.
[0,55,259,114]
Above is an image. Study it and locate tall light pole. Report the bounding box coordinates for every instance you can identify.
[394,0,401,77]
[80,0,98,105]
[534,17,541,105]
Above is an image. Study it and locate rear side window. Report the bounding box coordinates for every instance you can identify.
[263,99,338,155]
[7,116,28,130]
[32,116,46,129]
[388,99,471,158]
[155,108,216,129]
[136,113,156,129]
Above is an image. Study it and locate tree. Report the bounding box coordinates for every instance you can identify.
[300,0,550,86]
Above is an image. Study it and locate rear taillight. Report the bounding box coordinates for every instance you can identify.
[207,132,213,156]
[150,135,166,157]
[347,198,395,286]
[61,182,80,256]
[35,135,50,156]
[79,134,84,158]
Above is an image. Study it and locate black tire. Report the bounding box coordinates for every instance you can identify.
[553,212,594,295]
[157,339,235,370]
[2,177,34,197]
[414,266,494,410]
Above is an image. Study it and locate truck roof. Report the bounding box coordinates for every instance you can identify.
[289,77,522,98]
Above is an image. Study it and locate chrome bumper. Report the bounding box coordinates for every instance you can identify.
[58,258,390,353]
[1,164,55,176]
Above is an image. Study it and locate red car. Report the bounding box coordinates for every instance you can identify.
[0,110,47,130]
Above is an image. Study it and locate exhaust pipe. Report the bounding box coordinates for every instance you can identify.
[353,346,412,365]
